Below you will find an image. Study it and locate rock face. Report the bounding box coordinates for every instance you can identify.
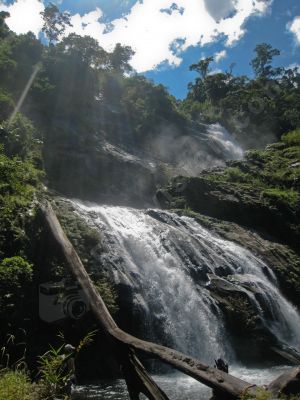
[157,175,299,250]
[44,123,244,208]
[44,140,158,207]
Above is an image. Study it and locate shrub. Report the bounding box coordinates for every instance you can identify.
[0,370,39,400]
[282,128,300,146]
[95,278,119,315]
[225,167,250,183]
[0,256,32,289]
[37,345,71,399]
[0,256,33,316]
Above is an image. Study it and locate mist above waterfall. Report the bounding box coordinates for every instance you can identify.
[147,122,244,176]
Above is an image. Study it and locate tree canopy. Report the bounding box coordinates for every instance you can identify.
[184,43,300,148]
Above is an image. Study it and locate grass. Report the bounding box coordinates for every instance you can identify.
[261,188,300,209]
[0,370,39,400]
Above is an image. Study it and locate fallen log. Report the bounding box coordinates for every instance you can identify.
[40,201,300,399]
[268,367,300,396]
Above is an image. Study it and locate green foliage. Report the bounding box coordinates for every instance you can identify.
[282,128,300,146]
[56,201,102,268]
[40,3,72,44]
[0,32,43,100]
[120,76,186,142]
[240,388,272,400]
[189,56,214,80]
[0,146,42,258]
[250,43,281,78]
[185,43,300,149]
[1,113,41,159]
[109,42,135,73]
[0,256,32,290]
[0,257,33,318]
[95,278,119,315]
[225,167,250,183]
[0,370,40,400]
[0,90,13,120]
[38,332,94,399]
[261,188,299,209]
[37,344,71,398]
[241,389,300,400]
[0,11,10,39]
[205,130,300,211]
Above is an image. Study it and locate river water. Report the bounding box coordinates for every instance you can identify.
[72,367,289,399]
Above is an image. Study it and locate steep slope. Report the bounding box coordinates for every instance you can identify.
[157,129,300,250]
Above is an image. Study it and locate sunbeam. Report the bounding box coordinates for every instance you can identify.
[8,63,41,126]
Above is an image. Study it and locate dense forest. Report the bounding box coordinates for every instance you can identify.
[0,4,300,399]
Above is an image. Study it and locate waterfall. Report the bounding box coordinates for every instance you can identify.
[206,123,244,160]
[70,201,300,364]
[173,123,244,176]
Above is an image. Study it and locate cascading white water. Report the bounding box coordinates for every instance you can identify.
[70,201,300,363]
[206,123,244,160]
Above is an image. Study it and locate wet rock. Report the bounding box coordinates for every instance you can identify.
[173,209,300,308]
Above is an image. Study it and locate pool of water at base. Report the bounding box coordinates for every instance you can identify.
[72,366,289,400]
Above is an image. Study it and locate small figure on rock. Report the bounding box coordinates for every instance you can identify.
[63,343,77,395]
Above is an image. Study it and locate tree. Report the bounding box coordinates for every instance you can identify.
[58,33,109,69]
[0,11,10,38]
[109,43,135,74]
[250,43,281,79]
[204,73,230,104]
[40,3,72,44]
[189,56,214,80]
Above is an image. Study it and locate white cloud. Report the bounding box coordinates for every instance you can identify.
[209,68,223,75]
[204,0,235,22]
[0,0,44,37]
[67,0,272,72]
[286,63,300,72]
[288,16,300,45]
[214,50,227,63]
[65,8,104,39]
[0,0,273,72]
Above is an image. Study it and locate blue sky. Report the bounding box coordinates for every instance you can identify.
[1,0,299,99]
[146,0,300,98]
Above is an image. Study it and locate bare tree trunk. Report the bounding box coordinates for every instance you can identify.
[40,201,300,399]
